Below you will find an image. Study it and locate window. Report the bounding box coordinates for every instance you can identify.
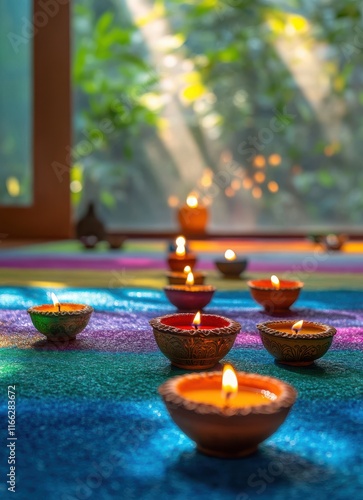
[0,0,32,206]
[73,0,363,234]
[0,0,71,239]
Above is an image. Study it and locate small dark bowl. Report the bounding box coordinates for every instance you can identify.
[164,285,216,311]
[215,259,248,278]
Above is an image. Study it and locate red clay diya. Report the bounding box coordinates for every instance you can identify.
[167,239,197,272]
[177,195,208,235]
[159,365,297,457]
[215,249,248,278]
[248,275,304,314]
[27,293,93,342]
[164,272,215,310]
[150,313,241,369]
[256,319,337,366]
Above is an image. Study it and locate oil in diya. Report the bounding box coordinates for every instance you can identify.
[256,319,337,366]
[248,275,304,314]
[150,312,240,369]
[177,194,209,235]
[164,271,216,310]
[167,236,198,272]
[215,249,248,278]
[27,292,93,342]
[159,363,297,457]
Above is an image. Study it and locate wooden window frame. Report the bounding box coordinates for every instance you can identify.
[0,0,71,239]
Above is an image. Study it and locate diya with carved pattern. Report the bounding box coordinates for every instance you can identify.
[164,272,215,310]
[177,194,208,236]
[256,319,337,366]
[27,293,93,342]
[215,249,248,278]
[159,364,297,458]
[149,313,240,369]
[167,236,197,272]
[248,275,304,314]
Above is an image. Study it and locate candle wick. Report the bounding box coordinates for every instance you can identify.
[223,391,232,409]
[57,303,61,312]
[193,324,199,330]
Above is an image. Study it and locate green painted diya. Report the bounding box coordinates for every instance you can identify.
[28,303,93,342]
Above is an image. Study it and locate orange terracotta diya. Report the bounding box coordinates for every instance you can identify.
[177,194,208,236]
[27,293,93,342]
[159,365,297,457]
[256,319,337,366]
[167,236,197,272]
[248,275,304,314]
[167,265,206,285]
[150,313,240,369]
[164,271,215,310]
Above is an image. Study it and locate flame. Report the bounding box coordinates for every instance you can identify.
[51,292,59,306]
[183,265,191,274]
[51,292,61,312]
[192,311,201,328]
[222,364,238,400]
[176,235,186,247]
[186,272,194,286]
[271,275,280,290]
[224,249,236,261]
[292,320,303,332]
[176,244,186,257]
[186,195,198,208]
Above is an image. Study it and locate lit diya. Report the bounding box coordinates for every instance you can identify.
[215,249,248,278]
[167,236,198,272]
[150,313,241,369]
[177,194,209,235]
[256,319,337,366]
[159,363,297,457]
[27,292,93,342]
[167,265,206,285]
[164,271,216,310]
[248,275,304,314]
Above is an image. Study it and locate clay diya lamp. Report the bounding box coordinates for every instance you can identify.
[159,364,297,457]
[106,233,126,250]
[150,313,241,369]
[27,293,93,342]
[167,237,197,272]
[248,275,304,314]
[167,265,206,285]
[164,271,215,310]
[177,194,208,236]
[215,249,248,278]
[256,319,337,366]
[322,233,347,251]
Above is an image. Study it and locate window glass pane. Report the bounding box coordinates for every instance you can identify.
[0,0,32,206]
[73,1,363,232]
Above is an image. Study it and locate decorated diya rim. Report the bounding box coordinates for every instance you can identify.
[149,313,240,337]
[163,285,216,293]
[27,304,94,316]
[256,320,337,340]
[159,371,297,417]
[247,279,304,291]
